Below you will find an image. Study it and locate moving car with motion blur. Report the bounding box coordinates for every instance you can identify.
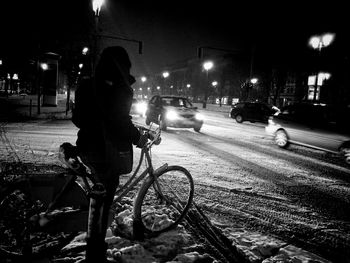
[230,101,279,123]
[145,95,204,132]
[265,103,350,165]
[130,98,147,117]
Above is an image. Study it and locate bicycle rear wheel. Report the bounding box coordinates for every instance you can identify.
[134,165,194,235]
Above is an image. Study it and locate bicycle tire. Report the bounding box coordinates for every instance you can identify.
[133,165,194,235]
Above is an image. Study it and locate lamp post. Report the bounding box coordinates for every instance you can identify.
[92,0,104,73]
[202,61,213,108]
[140,76,147,99]
[162,71,169,95]
[309,33,335,102]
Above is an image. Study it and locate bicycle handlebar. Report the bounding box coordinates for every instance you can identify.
[134,123,161,148]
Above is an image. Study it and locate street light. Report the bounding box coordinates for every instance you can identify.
[309,33,335,102]
[92,0,104,73]
[250,78,258,84]
[162,71,169,94]
[92,0,104,17]
[82,47,89,55]
[202,61,214,108]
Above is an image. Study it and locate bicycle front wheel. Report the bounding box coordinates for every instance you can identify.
[134,165,194,235]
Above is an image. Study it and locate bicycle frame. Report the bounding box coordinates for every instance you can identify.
[114,141,168,203]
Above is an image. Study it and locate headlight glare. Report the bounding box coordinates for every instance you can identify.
[195,113,204,120]
[166,110,178,120]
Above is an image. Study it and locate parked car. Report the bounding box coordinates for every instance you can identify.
[130,98,147,117]
[265,103,350,165]
[229,101,279,123]
[145,95,204,132]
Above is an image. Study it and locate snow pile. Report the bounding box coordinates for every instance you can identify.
[223,227,331,263]
[58,196,216,263]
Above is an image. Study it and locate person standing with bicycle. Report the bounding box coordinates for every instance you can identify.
[72,46,147,262]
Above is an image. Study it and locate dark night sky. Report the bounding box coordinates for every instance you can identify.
[0,0,348,77]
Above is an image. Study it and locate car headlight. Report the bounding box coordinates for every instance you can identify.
[195,113,204,120]
[166,110,179,120]
[136,102,147,114]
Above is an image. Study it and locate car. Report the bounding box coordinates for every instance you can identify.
[265,103,350,165]
[130,98,147,117]
[229,101,279,123]
[145,95,204,132]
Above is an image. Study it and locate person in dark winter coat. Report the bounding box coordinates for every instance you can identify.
[72,46,146,262]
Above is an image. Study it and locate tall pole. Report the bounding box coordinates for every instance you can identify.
[36,58,41,115]
[203,70,209,109]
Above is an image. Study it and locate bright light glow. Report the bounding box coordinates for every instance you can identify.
[309,33,335,50]
[309,36,321,49]
[12,74,18,80]
[308,72,331,86]
[250,78,258,84]
[92,0,104,16]
[141,76,147,82]
[82,47,89,55]
[136,101,147,115]
[212,81,218,86]
[157,86,160,90]
[147,87,151,90]
[79,63,83,69]
[186,84,191,88]
[162,71,169,78]
[203,61,214,71]
[41,63,48,70]
[195,113,204,120]
[166,110,178,120]
[139,88,142,91]
[322,33,335,47]
[0,60,2,65]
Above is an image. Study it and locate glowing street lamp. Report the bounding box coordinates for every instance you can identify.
[82,47,89,55]
[309,33,335,51]
[202,60,214,108]
[92,0,104,17]
[141,76,147,82]
[40,63,48,71]
[162,71,169,94]
[250,78,258,84]
[162,71,169,78]
[309,33,335,102]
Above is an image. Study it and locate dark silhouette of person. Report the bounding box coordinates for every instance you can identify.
[72,46,146,262]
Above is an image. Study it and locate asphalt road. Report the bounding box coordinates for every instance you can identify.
[1,112,350,262]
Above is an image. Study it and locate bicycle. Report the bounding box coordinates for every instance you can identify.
[0,125,194,260]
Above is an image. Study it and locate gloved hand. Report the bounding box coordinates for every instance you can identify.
[136,133,148,148]
[148,131,161,145]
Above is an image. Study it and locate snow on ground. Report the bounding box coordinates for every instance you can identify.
[0,117,335,262]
